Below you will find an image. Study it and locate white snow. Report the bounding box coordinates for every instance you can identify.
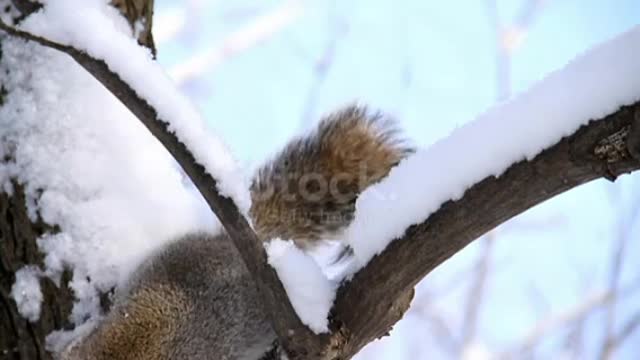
[265,239,337,333]
[153,7,186,45]
[0,33,216,325]
[461,342,492,360]
[18,0,250,212]
[10,266,43,323]
[345,25,640,266]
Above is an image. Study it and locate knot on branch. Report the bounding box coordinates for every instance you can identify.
[594,125,631,163]
[326,327,350,360]
[626,109,640,161]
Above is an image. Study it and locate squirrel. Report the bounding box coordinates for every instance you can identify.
[250,105,413,251]
[56,104,413,360]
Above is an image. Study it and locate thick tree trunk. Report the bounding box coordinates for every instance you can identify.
[0,2,155,359]
[0,184,74,360]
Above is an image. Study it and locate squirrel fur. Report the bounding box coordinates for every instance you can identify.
[250,105,413,249]
[56,105,412,360]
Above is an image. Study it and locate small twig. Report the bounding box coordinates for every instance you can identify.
[459,233,494,352]
[600,203,629,355]
[485,0,546,100]
[298,9,348,130]
[499,275,640,359]
[599,309,640,359]
[168,0,305,86]
[599,193,640,359]
[417,308,459,355]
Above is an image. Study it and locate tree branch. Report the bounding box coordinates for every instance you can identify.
[169,0,304,86]
[0,19,326,359]
[600,308,640,359]
[330,104,640,358]
[500,274,640,358]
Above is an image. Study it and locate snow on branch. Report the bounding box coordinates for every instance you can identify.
[0,5,323,357]
[13,2,247,209]
[330,43,640,360]
[329,103,640,358]
[324,29,640,356]
[346,26,640,266]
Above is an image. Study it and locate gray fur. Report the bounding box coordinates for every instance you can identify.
[60,232,275,360]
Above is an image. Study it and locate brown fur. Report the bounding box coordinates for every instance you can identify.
[250,104,413,249]
[63,285,191,360]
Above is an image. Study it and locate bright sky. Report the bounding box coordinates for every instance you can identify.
[154,0,640,358]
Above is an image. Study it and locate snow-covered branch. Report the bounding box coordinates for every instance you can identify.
[330,104,640,357]
[323,26,640,359]
[0,14,325,358]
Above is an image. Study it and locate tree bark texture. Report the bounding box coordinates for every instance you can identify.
[0,184,74,360]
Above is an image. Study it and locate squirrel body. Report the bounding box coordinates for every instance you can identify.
[57,105,412,359]
[60,233,274,360]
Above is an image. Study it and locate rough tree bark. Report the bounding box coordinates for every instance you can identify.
[0,1,154,359]
[0,184,74,360]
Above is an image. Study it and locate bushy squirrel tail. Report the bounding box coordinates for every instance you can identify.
[249,104,414,251]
